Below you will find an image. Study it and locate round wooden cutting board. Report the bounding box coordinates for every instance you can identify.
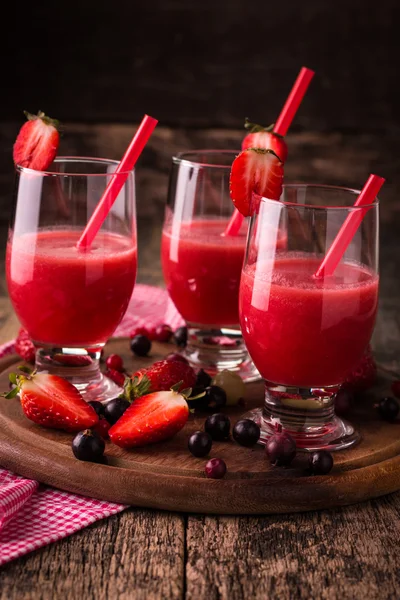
[0,338,399,515]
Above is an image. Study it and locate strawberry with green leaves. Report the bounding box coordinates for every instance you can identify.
[13,110,60,171]
[132,359,196,394]
[4,367,99,432]
[109,383,198,448]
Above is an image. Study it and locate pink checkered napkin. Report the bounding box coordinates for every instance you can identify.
[0,284,184,566]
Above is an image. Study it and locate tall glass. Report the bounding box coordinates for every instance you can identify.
[239,185,379,450]
[6,157,137,401]
[161,150,265,380]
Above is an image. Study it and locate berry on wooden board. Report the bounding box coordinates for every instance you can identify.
[130,335,152,357]
[72,429,105,462]
[205,458,227,479]
[4,368,99,432]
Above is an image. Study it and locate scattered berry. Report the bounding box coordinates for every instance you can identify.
[232,419,260,447]
[195,369,212,389]
[109,387,191,448]
[391,380,400,399]
[205,413,230,441]
[4,369,99,432]
[130,334,151,357]
[15,328,35,363]
[241,118,288,162]
[72,429,105,462]
[105,354,124,372]
[13,110,60,171]
[376,397,399,422]
[87,401,105,418]
[105,368,125,387]
[309,450,334,475]
[103,397,131,425]
[334,389,354,416]
[265,426,296,466]
[154,324,173,343]
[202,386,227,411]
[173,326,188,348]
[165,353,189,365]
[205,458,227,479]
[229,148,284,217]
[93,417,111,440]
[211,370,246,406]
[132,359,196,393]
[188,431,213,457]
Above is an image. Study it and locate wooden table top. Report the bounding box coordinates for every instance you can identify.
[0,124,399,599]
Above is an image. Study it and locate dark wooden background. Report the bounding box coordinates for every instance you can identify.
[1,3,400,597]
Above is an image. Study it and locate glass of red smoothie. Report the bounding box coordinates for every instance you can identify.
[161,150,286,380]
[6,157,137,401]
[239,184,379,451]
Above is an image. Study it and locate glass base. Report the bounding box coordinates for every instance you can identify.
[242,382,360,452]
[183,324,262,382]
[35,347,123,403]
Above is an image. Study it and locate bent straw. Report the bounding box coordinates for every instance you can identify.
[314,174,385,278]
[224,66,315,236]
[77,114,158,250]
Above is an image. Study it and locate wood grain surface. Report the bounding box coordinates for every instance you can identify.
[0,124,399,598]
[1,341,400,515]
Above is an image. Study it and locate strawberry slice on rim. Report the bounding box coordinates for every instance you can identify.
[5,368,99,432]
[229,148,284,217]
[13,110,60,171]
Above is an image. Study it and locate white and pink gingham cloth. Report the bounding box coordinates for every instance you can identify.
[0,284,184,566]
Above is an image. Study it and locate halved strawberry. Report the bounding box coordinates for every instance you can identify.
[13,111,60,171]
[109,387,190,448]
[5,368,99,432]
[14,328,35,364]
[241,118,288,162]
[229,148,284,217]
[132,359,196,393]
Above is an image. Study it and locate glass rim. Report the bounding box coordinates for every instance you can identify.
[255,183,380,211]
[172,149,240,169]
[15,156,134,177]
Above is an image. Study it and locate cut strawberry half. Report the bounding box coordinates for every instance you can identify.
[109,387,190,448]
[241,118,288,162]
[229,148,284,217]
[4,368,99,432]
[13,110,60,171]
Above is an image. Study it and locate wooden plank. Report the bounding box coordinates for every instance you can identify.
[186,494,400,599]
[0,510,185,600]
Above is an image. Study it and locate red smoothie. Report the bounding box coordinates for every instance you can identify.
[239,254,379,387]
[6,229,137,347]
[161,219,247,326]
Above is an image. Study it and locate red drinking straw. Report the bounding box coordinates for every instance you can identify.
[314,174,385,279]
[224,66,315,236]
[76,114,158,250]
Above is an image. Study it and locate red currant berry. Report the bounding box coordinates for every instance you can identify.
[105,354,124,372]
[154,324,173,343]
[105,369,125,387]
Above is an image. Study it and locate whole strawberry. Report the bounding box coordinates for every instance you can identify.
[4,368,99,432]
[13,111,60,171]
[15,328,35,364]
[241,118,288,163]
[342,345,377,393]
[132,359,196,393]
